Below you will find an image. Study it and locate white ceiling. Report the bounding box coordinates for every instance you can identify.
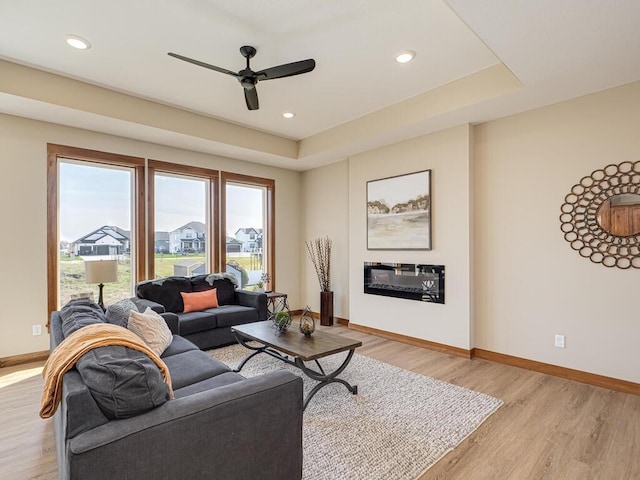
[1,0,639,170]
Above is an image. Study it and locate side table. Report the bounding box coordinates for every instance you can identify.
[266,291,288,316]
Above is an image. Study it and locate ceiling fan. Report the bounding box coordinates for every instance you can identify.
[168,46,316,111]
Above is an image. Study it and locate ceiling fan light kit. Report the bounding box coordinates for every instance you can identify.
[168,45,316,111]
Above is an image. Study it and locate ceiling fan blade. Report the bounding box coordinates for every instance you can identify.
[167,52,239,77]
[244,87,259,110]
[256,59,316,81]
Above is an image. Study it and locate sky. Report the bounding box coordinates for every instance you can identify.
[367,170,430,208]
[59,161,264,242]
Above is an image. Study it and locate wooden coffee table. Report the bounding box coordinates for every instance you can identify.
[231,321,362,410]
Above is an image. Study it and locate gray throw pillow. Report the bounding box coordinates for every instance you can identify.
[60,298,106,337]
[106,298,138,327]
[76,345,170,419]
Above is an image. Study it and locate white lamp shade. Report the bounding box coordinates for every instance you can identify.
[84,260,118,284]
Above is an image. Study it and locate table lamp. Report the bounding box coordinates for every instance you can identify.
[84,260,118,311]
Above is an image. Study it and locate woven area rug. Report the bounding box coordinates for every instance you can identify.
[209,343,502,480]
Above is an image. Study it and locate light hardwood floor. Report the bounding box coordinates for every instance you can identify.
[2,324,639,479]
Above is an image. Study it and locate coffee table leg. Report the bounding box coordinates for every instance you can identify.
[233,335,267,372]
[295,349,358,410]
[232,331,290,372]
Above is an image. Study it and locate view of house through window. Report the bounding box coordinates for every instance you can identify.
[225,183,267,289]
[58,160,135,306]
[154,173,208,278]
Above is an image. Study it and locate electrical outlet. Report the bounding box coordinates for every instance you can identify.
[32,324,42,336]
[554,334,565,348]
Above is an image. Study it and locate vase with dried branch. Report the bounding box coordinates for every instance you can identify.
[305,237,333,326]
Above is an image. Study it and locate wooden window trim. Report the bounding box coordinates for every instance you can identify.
[220,171,276,290]
[147,160,219,278]
[46,144,145,330]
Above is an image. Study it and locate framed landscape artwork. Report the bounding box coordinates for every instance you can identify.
[367,169,431,250]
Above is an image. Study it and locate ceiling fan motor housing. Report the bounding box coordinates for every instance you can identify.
[239,71,257,90]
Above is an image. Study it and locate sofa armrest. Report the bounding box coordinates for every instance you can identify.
[66,371,303,480]
[235,290,268,321]
[130,297,166,314]
[160,312,179,335]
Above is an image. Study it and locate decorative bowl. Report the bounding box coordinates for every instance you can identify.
[299,306,315,336]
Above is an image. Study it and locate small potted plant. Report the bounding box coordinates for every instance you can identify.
[260,272,271,293]
[272,310,292,333]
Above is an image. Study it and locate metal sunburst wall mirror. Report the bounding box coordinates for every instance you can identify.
[560,160,640,269]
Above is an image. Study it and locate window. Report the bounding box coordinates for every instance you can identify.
[47,145,144,321]
[221,172,274,290]
[148,160,218,279]
[47,147,276,325]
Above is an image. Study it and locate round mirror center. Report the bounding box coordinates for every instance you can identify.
[597,193,640,236]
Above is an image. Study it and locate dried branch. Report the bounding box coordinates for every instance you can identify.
[305,237,332,292]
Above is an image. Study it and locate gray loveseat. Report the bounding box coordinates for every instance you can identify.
[50,299,303,480]
[133,273,267,350]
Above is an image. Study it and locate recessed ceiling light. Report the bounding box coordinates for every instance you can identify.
[282,112,295,119]
[395,50,415,64]
[65,35,91,50]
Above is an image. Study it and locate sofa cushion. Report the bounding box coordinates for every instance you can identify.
[162,350,231,390]
[60,298,106,337]
[136,276,192,313]
[76,345,170,419]
[181,289,218,313]
[208,278,236,306]
[127,307,173,356]
[215,305,260,328]
[178,310,218,335]
[105,298,138,327]
[161,335,198,358]
[173,371,245,398]
[190,274,212,292]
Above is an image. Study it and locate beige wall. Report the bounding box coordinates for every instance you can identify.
[474,81,640,383]
[0,113,301,357]
[348,125,474,349]
[300,160,349,318]
[302,80,640,384]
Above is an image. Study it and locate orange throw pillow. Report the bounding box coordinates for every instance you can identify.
[181,289,218,313]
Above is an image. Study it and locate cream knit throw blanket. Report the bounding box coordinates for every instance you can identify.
[40,323,173,419]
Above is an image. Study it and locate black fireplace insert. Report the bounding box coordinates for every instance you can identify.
[364,262,445,304]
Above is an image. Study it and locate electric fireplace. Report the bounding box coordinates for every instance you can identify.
[364,262,445,304]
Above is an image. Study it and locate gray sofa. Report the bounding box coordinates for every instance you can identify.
[50,299,303,480]
[133,273,267,350]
